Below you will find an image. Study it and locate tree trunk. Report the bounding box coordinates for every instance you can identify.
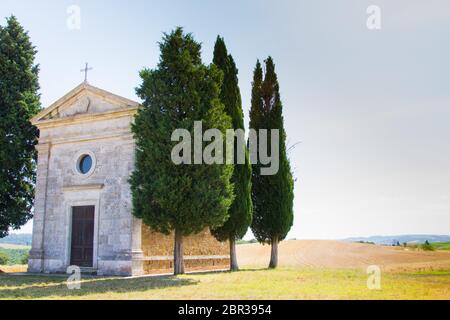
[269,235,279,269]
[174,228,185,275]
[229,236,239,271]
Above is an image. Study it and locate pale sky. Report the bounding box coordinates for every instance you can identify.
[3,0,450,239]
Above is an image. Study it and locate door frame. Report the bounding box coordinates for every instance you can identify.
[65,199,100,270]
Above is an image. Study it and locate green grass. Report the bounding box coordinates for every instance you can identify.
[0,248,29,265]
[0,267,449,300]
[431,242,450,251]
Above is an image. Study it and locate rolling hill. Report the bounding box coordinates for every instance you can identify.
[343,234,450,245]
[0,234,32,246]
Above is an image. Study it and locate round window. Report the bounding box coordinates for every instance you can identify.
[78,155,93,174]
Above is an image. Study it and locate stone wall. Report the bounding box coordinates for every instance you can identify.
[142,258,230,274]
[141,225,230,273]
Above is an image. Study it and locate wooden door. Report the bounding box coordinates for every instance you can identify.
[70,206,95,267]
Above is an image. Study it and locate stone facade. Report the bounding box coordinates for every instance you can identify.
[28,83,229,276]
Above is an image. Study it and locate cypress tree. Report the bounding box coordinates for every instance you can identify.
[249,57,294,268]
[211,36,252,271]
[130,28,234,275]
[0,16,41,237]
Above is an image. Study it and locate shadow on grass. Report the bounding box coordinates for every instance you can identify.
[0,274,199,299]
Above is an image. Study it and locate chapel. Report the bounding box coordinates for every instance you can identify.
[28,82,229,276]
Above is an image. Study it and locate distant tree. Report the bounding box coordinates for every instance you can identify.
[21,252,29,265]
[236,239,258,245]
[0,252,8,265]
[211,36,252,271]
[249,58,294,269]
[0,248,28,265]
[421,240,434,251]
[0,16,41,238]
[130,28,234,275]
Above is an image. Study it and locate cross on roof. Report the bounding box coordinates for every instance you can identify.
[80,62,93,83]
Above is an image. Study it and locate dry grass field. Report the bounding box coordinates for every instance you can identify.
[237,240,450,272]
[0,265,28,273]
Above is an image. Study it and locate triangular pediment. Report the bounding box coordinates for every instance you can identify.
[32,82,140,125]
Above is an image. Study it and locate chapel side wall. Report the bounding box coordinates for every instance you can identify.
[141,225,230,273]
